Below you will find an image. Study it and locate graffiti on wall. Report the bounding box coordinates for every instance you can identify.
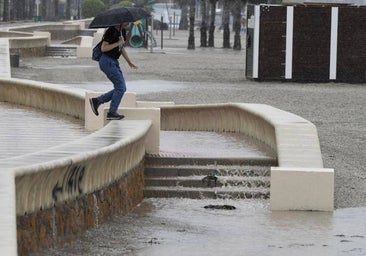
[52,165,85,202]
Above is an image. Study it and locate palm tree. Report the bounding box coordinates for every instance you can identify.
[222,0,231,48]
[232,0,244,50]
[175,0,188,30]
[208,0,216,47]
[187,0,195,49]
[200,0,208,47]
[3,0,10,21]
[54,0,60,19]
[130,0,155,13]
[65,0,71,20]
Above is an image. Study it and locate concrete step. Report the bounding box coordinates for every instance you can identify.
[145,176,270,188]
[144,155,274,200]
[143,186,270,199]
[145,155,277,167]
[46,46,77,57]
[144,165,271,178]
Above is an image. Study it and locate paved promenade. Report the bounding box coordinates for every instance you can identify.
[11,29,366,209]
[2,25,366,255]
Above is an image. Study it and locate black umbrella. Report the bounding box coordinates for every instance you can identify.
[89,7,150,28]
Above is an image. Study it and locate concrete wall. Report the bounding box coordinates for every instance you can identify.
[0,78,85,119]
[160,103,334,211]
[2,21,92,57]
[0,78,152,255]
[0,76,334,254]
[12,120,150,255]
[0,31,50,57]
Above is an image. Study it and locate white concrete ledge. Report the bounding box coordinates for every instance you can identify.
[0,77,334,256]
[85,92,174,154]
[2,120,151,215]
[0,171,17,256]
[104,107,161,154]
[0,78,87,119]
[0,39,11,78]
[271,167,334,211]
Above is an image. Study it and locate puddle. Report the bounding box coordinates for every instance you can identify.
[160,131,276,158]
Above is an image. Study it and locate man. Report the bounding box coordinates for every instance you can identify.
[89,22,137,120]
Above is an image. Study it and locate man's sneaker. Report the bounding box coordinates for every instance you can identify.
[107,112,125,120]
[89,98,100,116]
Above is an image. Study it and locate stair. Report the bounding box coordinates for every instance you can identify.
[144,155,276,200]
[46,45,77,57]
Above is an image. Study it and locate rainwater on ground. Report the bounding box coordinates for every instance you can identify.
[41,198,366,256]
[2,80,365,256]
[0,102,89,160]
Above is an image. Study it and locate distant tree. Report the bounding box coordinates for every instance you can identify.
[232,0,243,50]
[40,0,47,19]
[200,0,208,47]
[130,0,155,13]
[13,0,26,20]
[208,0,216,47]
[222,0,231,48]
[175,0,188,30]
[65,0,71,19]
[118,1,134,7]
[54,0,60,19]
[2,0,10,21]
[82,0,106,18]
[187,0,195,49]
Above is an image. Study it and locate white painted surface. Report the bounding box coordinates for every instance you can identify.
[0,172,17,255]
[0,39,11,78]
[271,167,334,211]
[285,6,294,79]
[330,7,338,80]
[253,5,260,79]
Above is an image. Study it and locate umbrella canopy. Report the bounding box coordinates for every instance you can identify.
[89,7,150,28]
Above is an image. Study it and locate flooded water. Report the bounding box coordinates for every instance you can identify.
[2,80,365,255]
[0,102,89,160]
[41,198,366,256]
[159,131,275,158]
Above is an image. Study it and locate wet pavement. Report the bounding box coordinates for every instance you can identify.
[0,102,274,161]
[5,86,366,256]
[2,81,366,256]
[3,93,362,256]
[41,198,366,256]
[0,102,89,159]
[2,24,366,255]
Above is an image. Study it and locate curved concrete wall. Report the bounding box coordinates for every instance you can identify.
[0,31,50,57]
[2,21,92,57]
[0,78,151,255]
[0,78,85,119]
[160,103,334,211]
[161,103,277,152]
[0,76,334,254]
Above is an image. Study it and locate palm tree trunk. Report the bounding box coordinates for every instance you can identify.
[200,0,208,47]
[27,0,36,19]
[54,0,59,20]
[65,0,71,20]
[232,0,243,50]
[3,0,10,21]
[208,0,216,47]
[179,2,188,30]
[222,0,231,48]
[41,0,47,19]
[188,0,195,50]
[14,0,26,20]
